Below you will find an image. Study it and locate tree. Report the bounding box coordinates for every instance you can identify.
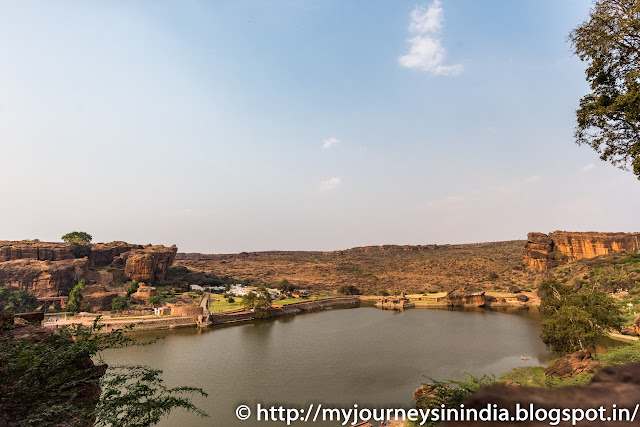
[61,231,93,243]
[276,279,296,293]
[338,285,362,295]
[126,281,140,298]
[148,296,162,307]
[538,279,622,353]
[67,279,87,313]
[569,0,640,178]
[0,287,39,313]
[111,296,128,312]
[241,286,272,317]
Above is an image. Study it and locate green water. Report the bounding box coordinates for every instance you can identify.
[102,306,549,426]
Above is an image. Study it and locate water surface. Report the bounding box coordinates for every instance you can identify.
[102,306,549,426]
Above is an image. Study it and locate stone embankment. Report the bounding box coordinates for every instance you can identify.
[0,240,177,297]
[209,297,360,325]
[524,231,640,271]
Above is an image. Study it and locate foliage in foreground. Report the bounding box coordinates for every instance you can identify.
[0,318,207,427]
[95,365,207,427]
[412,373,497,427]
[538,279,622,353]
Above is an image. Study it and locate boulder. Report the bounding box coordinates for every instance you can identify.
[515,294,529,302]
[544,350,600,378]
[446,289,485,307]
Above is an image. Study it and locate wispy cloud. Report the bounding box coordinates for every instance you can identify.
[319,177,341,192]
[322,137,339,149]
[582,163,596,172]
[398,1,462,76]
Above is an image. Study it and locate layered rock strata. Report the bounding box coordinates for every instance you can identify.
[0,241,177,297]
[524,231,640,271]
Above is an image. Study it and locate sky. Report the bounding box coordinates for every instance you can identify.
[1,0,639,253]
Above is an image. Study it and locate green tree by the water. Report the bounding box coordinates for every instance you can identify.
[570,0,640,178]
[538,279,622,353]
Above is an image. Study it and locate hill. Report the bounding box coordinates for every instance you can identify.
[174,240,533,294]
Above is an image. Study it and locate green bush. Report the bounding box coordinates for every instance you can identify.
[69,242,91,258]
[111,297,128,311]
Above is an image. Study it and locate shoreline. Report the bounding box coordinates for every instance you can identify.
[42,295,537,333]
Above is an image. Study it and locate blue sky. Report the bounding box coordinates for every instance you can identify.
[1,0,639,253]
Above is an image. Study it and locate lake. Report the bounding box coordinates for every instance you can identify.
[102,306,549,426]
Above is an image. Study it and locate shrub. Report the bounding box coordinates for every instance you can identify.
[69,242,91,258]
[111,297,128,312]
[125,281,139,298]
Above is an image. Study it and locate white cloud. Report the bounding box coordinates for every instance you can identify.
[319,177,341,192]
[322,137,339,149]
[582,163,596,172]
[399,1,463,75]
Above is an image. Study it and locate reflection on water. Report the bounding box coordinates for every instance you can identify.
[102,307,549,426]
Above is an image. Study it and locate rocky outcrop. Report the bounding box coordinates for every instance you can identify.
[444,363,640,426]
[446,290,485,307]
[523,233,556,270]
[0,241,74,262]
[0,259,86,297]
[524,231,640,271]
[123,245,177,283]
[0,241,177,298]
[544,350,600,378]
[80,285,118,312]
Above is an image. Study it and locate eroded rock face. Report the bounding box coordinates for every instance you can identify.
[524,231,640,271]
[0,241,177,298]
[443,363,640,426]
[0,241,74,262]
[81,285,118,312]
[123,245,177,284]
[0,259,86,297]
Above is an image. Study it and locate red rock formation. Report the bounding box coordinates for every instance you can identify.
[122,245,177,283]
[524,231,640,271]
[0,258,86,297]
[0,241,177,298]
[0,241,73,262]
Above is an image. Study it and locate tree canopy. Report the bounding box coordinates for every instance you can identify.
[538,279,622,353]
[569,0,640,178]
[62,231,93,243]
[0,287,39,313]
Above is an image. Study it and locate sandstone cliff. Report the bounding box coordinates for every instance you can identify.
[524,231,640,271]
[0,241,177,297]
